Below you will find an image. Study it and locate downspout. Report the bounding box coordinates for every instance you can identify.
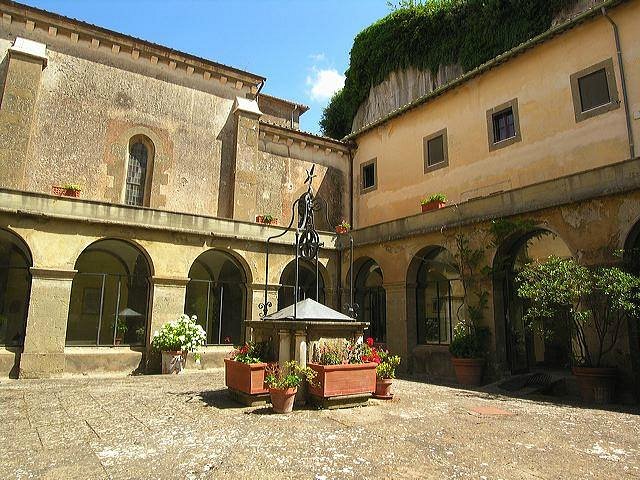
[291,105,297,128]
[602,7,635,159]
[255,79,265,100]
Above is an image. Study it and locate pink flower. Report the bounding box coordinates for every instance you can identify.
[366,337,374,347]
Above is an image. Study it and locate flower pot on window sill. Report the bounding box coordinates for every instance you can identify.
[52,186,81,198]
[224,358,269,395]
[269,387,298,414]
[451,357,484,386]
[256,216,278,226]
[114,337,123,346]
[161,350,186,374]
[421,201,445,213]
[335,225,349,235]
[572,366,617,404]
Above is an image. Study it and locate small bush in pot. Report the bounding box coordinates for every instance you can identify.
[449,321,490,386]
[151,314,206,374]
[335,220,351,234]
[420,193,447,212]
[517,256,640,403]
[375,349,401,399]
[265,361,316,414]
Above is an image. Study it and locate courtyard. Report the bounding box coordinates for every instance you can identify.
[1,371,638,479]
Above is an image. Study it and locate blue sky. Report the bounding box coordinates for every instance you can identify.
[21,0,391,134]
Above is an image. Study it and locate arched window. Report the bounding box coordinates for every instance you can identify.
[184,250,247,345]
[277,260,325,310]
[415,247,462,345]
[0,229,32,347]
[124,137,153,206]
[354,258,386,344]
[66,239,151,346]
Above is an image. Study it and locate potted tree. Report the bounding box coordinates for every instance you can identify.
[517,256,640,404]
[52,183,82,198]
[335,220,351,235]
[265,361,316,414]
[224,341,272,396]
[420,193,447,212]
[114,322,128,345]
[151,314,206,374]
[374,350,401,399]
[308,337,378,399]
[449,321,490,386]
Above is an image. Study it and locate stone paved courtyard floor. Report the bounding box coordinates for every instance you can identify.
[0,371,639,480]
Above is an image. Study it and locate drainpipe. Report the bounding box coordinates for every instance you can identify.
[291,105,298,128]
[255,79,265,101]
[602,7,635,159]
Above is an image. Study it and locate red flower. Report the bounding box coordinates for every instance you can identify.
[366,337,374,347]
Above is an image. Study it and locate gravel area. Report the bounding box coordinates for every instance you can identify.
[0,371,638,479]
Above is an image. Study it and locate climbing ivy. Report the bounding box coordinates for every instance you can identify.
[321,0,577,139]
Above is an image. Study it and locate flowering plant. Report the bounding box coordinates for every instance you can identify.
[312,337,381,365]
[376,350,401,379]
[228,341,271,364]
[265,361,317,389]
[151,314,206,353]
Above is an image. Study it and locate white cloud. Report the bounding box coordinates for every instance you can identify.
[306,68,345,102]
[309,53,326,62]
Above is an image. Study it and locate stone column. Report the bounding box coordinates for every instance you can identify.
[231,97,262,221]
[294,330,307,366]
[384,282,409,369]
[20,267,75,378]
[0,37,47,189]
[146,276,189,370]
[278,329,291,364]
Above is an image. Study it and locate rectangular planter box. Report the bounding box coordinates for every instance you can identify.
[308,362,377,398]
[421,200,445,212]
[52,185,81,198]
[224,358,268,395]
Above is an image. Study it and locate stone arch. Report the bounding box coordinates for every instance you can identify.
[405,245,460,357]
[184,249,249,345]
[66,238,153,347]
[277,259,327,310]
[0,228,33,349]
[351,256,386,343]
[492,228,573,375]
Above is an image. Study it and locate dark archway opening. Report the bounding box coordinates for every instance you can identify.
[67,239,151,346]
[184,250,247,345]
[354,259,386,344]
[278,260,325,310]
[0,229,32,348]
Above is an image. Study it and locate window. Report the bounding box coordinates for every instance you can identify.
[570,58,619,122]
[423,128,448,173]
[124,136,154,206]
[486,98,521,151]
[361,158,377,193]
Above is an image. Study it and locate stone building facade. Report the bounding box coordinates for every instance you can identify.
[1,0,639,402]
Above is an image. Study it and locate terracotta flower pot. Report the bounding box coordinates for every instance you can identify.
[335,225,348,234]
[373,378,393,399]
[52,186,81,198]
[572,366,617,404]
[224,358,268,395]
[451,357,484,386]
[308,362,377,398]
[269,387,297,414]
[114,337,123,345]
[421,200,446,212]
[161,351,186,374]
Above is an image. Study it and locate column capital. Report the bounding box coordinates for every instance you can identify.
[9,37,47,68]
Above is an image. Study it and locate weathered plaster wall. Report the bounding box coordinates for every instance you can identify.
[352,5,639,228]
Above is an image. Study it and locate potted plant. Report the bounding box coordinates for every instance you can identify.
[114,321,128,345]
[308,337,378,399]
[151,314,206,374]
[517,256,640,404]
[449,321,490,386]
[224,341,272,396]
[420,193,447,212]
[335,220,351,235]
[52,183,82,198]
[256,214,277,225]
[374,350,401,399]
[265,360,316,414]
